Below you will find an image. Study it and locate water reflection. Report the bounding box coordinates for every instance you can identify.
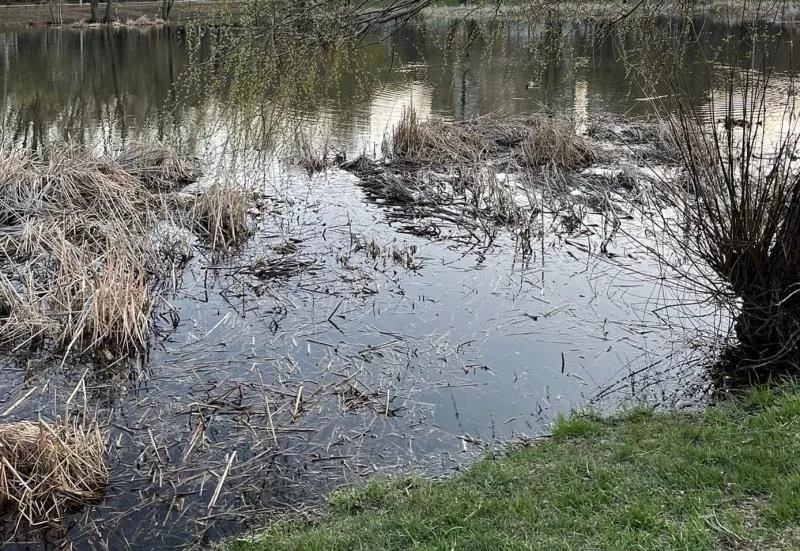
[1,17,798,154]
[0,26,191,150]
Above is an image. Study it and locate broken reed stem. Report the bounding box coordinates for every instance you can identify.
[293,384,304,420]
[207,451,236,512]
[254,367,279,448]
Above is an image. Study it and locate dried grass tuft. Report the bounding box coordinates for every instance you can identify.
[0,146,223,358]
[387,107,594,170]
[123,15,166,27]
[0,419,107,526]
[0,273,50,349]
[190,183,252,249]
[388,108,490,165]
[117,144,200,191]
[519,116,594,169]
[0,148,146,225]
[391,107,426,159]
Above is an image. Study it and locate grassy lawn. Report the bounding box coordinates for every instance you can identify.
[231,387,800,550]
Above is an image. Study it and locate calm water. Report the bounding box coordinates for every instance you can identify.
[0,15,795,550]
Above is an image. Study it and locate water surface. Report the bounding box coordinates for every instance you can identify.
[0,14,793,549]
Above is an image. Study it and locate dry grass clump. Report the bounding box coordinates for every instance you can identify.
[0,419,107,526]
[388,108,493,166]
[51,240,150,354]
[391,107,426,159]
[190,183,252,250]
[519,116,594,169]
[0,146,248,359]
[0,149,146,224]
[0,150,157,357]
[0,273,51,349]
[2,226,153,358]
[298,149,329,174]
[585,116,688,163]
[0,150,158,355]
[294,142,347,175]
[387,108,593,170]
[117,144,200,191]
[468,168,530,226]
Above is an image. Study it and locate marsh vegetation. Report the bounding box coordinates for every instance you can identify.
[0,146,254,360]
[0,0,799,547]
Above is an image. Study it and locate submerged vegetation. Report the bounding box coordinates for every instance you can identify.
[342,106,650,249]
[233,385,800,550]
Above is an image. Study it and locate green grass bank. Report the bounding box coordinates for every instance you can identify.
[231,387,800,550]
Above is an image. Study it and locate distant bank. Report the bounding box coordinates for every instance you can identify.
[0,1,239,29]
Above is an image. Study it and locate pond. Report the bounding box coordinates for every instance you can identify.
[0,12,797,549]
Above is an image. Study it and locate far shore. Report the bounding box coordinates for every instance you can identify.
[0,1,240,29]
[4,0,800,31]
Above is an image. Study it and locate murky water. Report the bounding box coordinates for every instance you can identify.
[0,14,796,550]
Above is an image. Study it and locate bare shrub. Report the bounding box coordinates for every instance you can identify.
[650,66,800,374]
